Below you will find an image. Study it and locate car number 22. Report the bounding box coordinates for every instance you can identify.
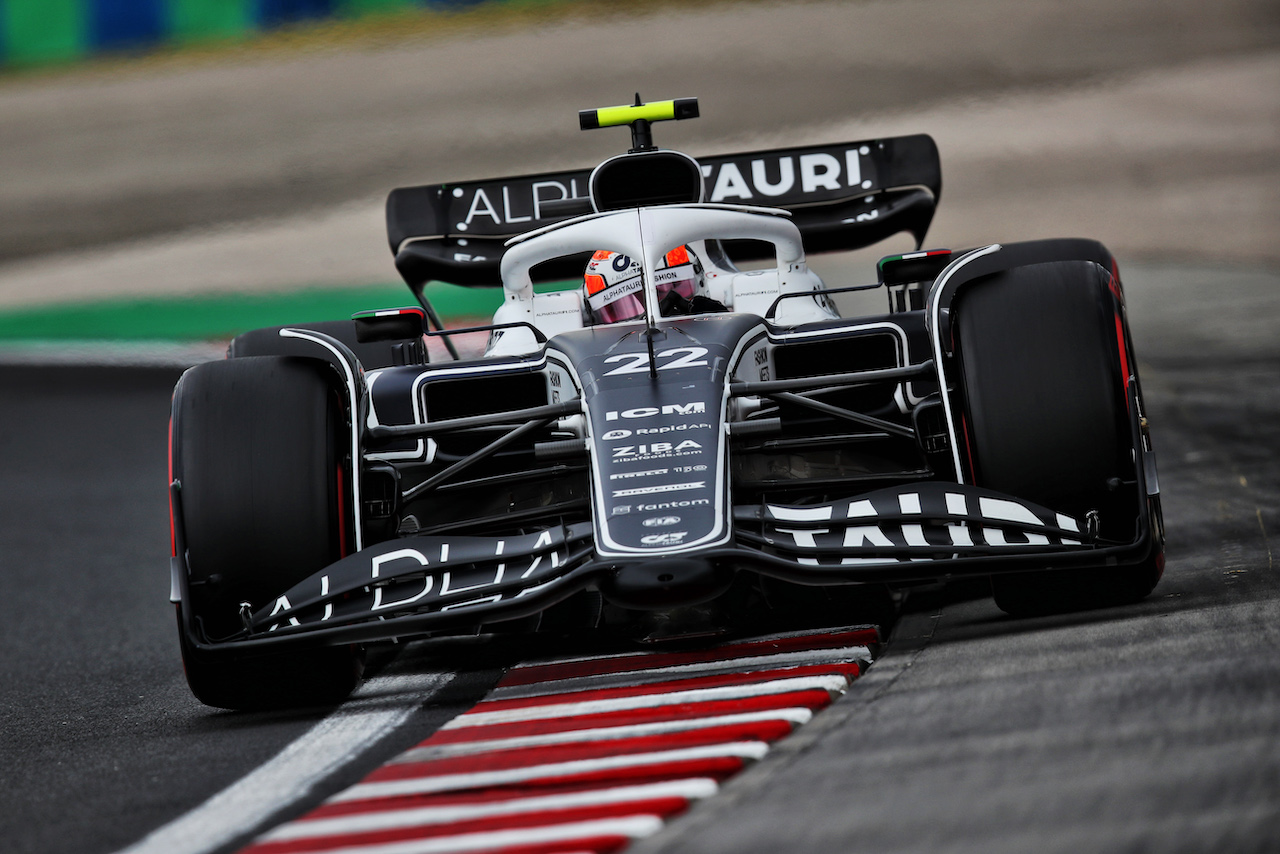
[602,347,709,376]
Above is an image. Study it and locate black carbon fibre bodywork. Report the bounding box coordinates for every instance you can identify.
[171,248,1162,655]
[171,128,1162,660]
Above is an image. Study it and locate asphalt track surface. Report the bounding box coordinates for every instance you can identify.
[0,263,1276,854]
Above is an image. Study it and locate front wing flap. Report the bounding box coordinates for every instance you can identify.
[247,522,594,636]
[734,482,1091,565]
[193,482,1122,651]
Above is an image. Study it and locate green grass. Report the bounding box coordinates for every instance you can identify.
[0,282,504,341]
[0,0,765,79]
[0,278,587,341]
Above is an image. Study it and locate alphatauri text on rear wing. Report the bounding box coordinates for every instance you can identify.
[387,135,941,289]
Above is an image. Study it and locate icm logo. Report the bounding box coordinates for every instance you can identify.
[605,402,707,422]
[643,516,681,528]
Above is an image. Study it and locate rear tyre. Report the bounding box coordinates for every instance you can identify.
[171,356,363,710]
[953,260,1162,617]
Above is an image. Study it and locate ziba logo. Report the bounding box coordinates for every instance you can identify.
[612,440,702,459]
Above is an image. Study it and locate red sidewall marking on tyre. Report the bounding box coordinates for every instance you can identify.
[1114,311,1132,407]
[238,626,878,854]
[335,461,349,558]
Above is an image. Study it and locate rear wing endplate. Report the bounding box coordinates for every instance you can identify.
[388,134,940,288]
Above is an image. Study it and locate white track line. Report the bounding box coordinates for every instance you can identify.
[489,647,872,700]
[270,815,664,854]
[445,675,850,729]
[114,671,454,854]
[329,742,771,803]
[262,779,719,841]
[507,627,872,670]
[395,709,814,762]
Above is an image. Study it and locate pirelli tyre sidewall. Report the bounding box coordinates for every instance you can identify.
[953,260,1161,616]
[171,355,363,710]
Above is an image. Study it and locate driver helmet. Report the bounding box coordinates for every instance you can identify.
[583,245,704,325]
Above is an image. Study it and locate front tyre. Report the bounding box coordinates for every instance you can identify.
[953,260,1163,616]
[171,356,363,710]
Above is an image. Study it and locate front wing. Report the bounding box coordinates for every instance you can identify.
[173,479,1157,654]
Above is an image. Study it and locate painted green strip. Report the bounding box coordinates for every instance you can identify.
[0,0,575,67]
[4,0,85,65]
[335,0,413,15]
[0,281,509,341]
[169,0,253,44]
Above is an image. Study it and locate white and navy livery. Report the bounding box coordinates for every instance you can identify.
[168,98,1165,710]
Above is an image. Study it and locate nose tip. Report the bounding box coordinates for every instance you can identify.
[601,557,733,610]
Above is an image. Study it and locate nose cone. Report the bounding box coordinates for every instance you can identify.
[601,557,733,610]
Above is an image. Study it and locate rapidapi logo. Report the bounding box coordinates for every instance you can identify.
[601,424,710,440]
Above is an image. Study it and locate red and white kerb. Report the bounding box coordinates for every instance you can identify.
[238,625,878,854]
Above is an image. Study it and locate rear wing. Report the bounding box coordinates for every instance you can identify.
[387,134,941,289]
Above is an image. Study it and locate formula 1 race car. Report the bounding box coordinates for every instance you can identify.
[169,97,1164,709]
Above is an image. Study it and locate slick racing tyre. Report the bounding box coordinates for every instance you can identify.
[171,356,363,710]
[954,260,1162,617]
[228,319,424,369]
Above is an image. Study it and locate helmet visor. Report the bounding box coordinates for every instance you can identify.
[586,271,646,324]
[654,263,698,311]
[594,292,647,324]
